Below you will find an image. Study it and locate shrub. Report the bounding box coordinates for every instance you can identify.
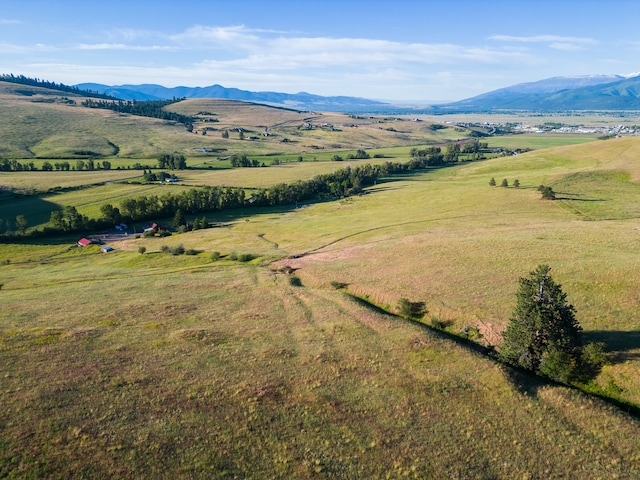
[138,246,146,255]
[430,316,449,329]
[143,230,155,237]
[185,249,201,256]
[513,179,520,188]
[501,178,509,187]
[160,245,170,253]
[170,244,185,255]
[537,185,556,200]
[229,251,238,261]
[210,251,221,261]
[578,342,610,380]
[288,275,303,287]
[237,253,254,262]
[397,298,428,319]
[489,177,496,186]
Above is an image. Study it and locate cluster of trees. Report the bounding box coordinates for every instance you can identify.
[81,99,194,130]
[538,185,556,200]
[230,154,263,168]
[142,170,177,182]
[462,139,488,154]
[0,74,116,99]
[409,146,445,165]
[49,206,92,232]
[157,154,187,170]
[410,142,487,165]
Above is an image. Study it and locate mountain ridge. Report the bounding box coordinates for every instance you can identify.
[75,82,388,112]
[439,73,640,111]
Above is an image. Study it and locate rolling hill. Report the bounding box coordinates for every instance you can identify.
[3,79,640,477]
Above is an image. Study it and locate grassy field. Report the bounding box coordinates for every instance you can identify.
[3,85,640,477]
[2,244,640,478]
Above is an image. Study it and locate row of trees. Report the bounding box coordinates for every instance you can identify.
[5,153,463,238]
[98,159,442,225]
[0,159,112,172]
[81,99,194,130]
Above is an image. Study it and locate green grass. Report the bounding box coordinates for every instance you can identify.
[1,248,640,478]
[4,89,640,477]
[486,133,600,150]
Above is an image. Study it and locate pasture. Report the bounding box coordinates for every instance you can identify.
[2,239,640,478]
[3,85,640,477]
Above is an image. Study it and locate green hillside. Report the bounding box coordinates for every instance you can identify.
[2,85,640,478]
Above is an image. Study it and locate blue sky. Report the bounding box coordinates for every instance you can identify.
[2,0,640,102]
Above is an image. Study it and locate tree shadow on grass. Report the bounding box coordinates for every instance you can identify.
[582,330,640,363]
[501,364,548,398]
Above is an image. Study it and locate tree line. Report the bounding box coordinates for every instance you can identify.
[81,99,195,130]
[99,152,447,225]
[0,73,116,99]
[0,159,113,171]
[2,147,456,237]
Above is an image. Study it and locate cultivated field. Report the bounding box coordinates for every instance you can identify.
[2,84,640,478]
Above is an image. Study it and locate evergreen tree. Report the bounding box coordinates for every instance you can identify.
[172,209,186,228]
[500,265,583,382]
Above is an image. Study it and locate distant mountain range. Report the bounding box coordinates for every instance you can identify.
[75,82,387,113]
[76,73,640,113]
[436,73,640,112]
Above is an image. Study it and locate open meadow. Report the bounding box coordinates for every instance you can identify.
[2,84,640,477]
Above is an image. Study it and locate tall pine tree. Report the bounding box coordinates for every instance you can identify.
[500,265,583,383]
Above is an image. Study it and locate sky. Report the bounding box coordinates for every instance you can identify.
[2,0,640,103]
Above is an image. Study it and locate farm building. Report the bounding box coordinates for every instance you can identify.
[77,238,93,247]
[101,246,114,253]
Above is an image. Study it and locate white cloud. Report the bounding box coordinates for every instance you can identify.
[170,25,261,49]
[1,24,569,100]
[489,34,597,50]
[0,19,21,25]
[76,43,177,52]
[0,42,56,54]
